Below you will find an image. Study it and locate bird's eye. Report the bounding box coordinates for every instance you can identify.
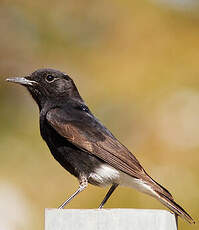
[45,75,55,82]
[80,104,89,112]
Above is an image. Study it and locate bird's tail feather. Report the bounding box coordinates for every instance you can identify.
[155,190,195,224]
[144,173,195,224]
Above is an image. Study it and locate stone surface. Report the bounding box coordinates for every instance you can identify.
[45,208,177,230]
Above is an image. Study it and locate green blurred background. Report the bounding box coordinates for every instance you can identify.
[0,0,199,229]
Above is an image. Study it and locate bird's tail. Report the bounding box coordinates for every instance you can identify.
[120,170,195,223]
[154,190,195,224]
[148,177,195,224]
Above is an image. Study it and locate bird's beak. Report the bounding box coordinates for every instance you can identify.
[6,77,37,86]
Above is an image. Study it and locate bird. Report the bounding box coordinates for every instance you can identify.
[6,68,195,224]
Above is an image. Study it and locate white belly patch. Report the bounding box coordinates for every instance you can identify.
[89,164,120,186]
[89,164,156,197]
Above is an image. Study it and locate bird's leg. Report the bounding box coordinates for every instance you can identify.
[98,184,118,209]
[175,213,178,230]
[58,176,88,209]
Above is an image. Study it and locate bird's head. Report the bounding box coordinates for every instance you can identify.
[6,68,82,110]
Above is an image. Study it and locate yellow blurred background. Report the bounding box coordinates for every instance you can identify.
[0,0,198,229]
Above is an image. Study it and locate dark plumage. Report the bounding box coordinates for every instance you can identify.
[6,68,195,224]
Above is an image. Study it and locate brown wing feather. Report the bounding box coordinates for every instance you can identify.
[46,109,144,176]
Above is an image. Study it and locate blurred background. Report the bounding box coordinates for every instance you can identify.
[0,0,199,229]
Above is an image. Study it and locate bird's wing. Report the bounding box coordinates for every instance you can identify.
[46,108,146,180]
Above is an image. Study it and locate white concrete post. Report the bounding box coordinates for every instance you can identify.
[45,209,177,230]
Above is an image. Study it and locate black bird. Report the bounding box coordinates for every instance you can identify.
[6,68,194,224]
